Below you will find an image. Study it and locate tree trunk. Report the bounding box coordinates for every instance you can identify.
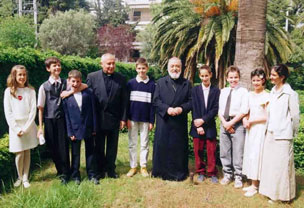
[234,0,267,89]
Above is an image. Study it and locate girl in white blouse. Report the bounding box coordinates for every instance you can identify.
[4,65,38,188]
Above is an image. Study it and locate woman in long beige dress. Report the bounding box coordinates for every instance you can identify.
[259,64,300,202]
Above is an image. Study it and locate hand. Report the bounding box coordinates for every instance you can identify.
[92,132,96,136]
[127,120,132,129]
[37,128,43,138]
[197,127,205,135]
[173,107,183,115]
[223,120,234,131]
[17,131,24,137]
[227,126,235,134]
[60,90,73,99]
[167,107,176,116]
[120,121,126,130]
[194,119,204,127]
[70,136,76,141]
[242,118,250,129]
[149,123,154,131]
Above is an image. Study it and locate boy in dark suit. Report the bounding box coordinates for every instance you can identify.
[63,70,99,185]
[190,65,220,183]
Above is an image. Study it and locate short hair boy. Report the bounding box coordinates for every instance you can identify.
[190,65,220,183]
[37,57,70,184]
[62,70,99,185]
[218,65,248,188]
[126,58,155,177]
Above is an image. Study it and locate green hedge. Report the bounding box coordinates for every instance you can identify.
[0,46,303,174]
[0,134,46,192]
[0,46,163,136]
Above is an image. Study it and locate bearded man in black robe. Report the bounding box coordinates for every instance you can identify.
[152,57,192,181]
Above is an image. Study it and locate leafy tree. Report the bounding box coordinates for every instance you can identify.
[0,0,15,18]
[97,24,134,61]
[93,0,129,27]
[0,16,36,48]
[40,0,89,13]
[267,0,304,90]
[39,10,96,57]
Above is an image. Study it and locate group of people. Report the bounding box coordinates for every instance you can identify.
[3,53,300,204]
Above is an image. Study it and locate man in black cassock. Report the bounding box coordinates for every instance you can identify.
[152,57,192,181]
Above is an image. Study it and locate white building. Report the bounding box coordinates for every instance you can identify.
[124,0,161,53]
[125,0,161,30]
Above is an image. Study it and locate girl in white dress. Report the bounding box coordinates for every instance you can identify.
[242,69,269,197]
[4,65,38,188]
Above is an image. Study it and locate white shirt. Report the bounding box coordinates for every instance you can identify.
[4,87,37,133]
[201,83,210,108]
[73,92,82,111]
[219,86,249,116]
[37,77,62,108]
[136,75,149,84]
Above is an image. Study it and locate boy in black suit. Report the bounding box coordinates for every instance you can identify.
[87,53,128,179]
[63,70,99,185]
[190,65,220,183]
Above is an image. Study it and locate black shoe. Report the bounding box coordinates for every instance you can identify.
[90,178,100,185]
[74,178,81,185]
[61,178,68,185]
[107,172,118,179]
[96,172,106,180]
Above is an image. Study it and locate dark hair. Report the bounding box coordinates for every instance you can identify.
[68,70,82,79]
[272,64,289,83]
[136,57,148,68]
[198,65,212,75]
[45,57,61,68]
[226,65,240,78]
[251,68,267,85]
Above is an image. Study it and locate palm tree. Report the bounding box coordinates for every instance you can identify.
[234,0,267,88]
[152,0,293,88]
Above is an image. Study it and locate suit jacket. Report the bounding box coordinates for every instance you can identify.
[63,88,97,140]
[87,70,128,130]
[190,84,220,139]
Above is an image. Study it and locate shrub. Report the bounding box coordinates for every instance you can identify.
[39,10,96,57]
[0,46,164,136]
[0,16,36,48]
[0,134,46,192]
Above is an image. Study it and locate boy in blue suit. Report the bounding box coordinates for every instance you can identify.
[190,65,220,183]
[63,70,99,185]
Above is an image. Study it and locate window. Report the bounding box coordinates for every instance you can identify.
[133,11,141,21]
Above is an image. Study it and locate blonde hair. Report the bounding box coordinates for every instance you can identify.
[68,69,82,79]
[7,65,32,98]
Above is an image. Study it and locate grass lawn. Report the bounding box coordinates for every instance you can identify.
[0,133,304,208]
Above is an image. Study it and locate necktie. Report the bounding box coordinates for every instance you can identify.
[224,89,232,120]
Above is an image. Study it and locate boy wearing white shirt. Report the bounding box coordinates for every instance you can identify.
[37,57,70,184]
[218,66,248,188]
